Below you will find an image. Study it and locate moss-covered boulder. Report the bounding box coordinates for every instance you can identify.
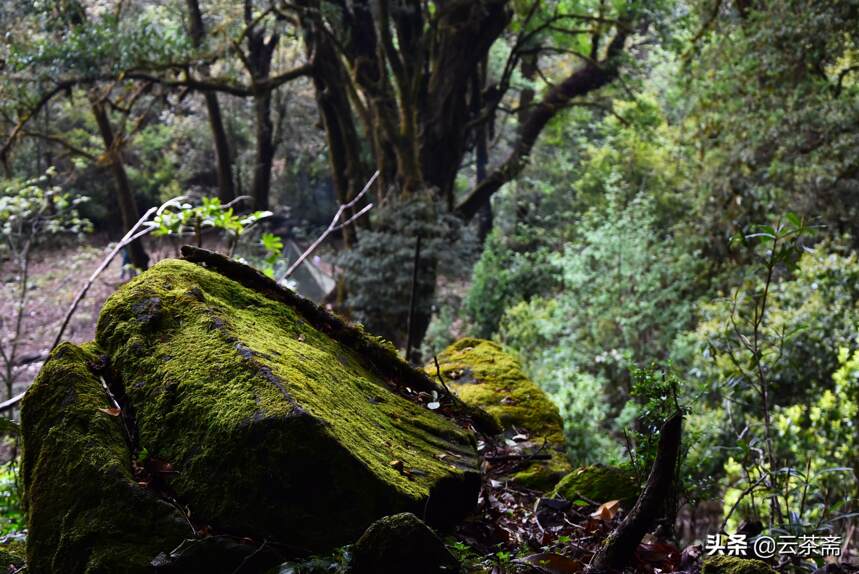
[548,465,639,506]
[87,250,479,554]
[21,342,192,573]
[351,513,459,574]
[701,555,777,574]
[430,338,571,489]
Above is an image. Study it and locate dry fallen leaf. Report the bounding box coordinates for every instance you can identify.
[590,499,621,522]
[98,406,121,417]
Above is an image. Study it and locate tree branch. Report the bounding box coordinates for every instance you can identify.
[455,26,629,220]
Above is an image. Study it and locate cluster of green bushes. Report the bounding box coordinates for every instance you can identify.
[426,28,859,534]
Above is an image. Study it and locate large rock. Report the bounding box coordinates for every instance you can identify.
[430,338,571,489]
[22,249,481,570]
[548,464,639,507]
[351,513,460,574]
[21,343,191,573]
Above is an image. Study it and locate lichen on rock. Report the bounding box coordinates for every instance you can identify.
[429,338,571,489]
[548,464,639,506]
[701,555,777,574]
[91,253,480,553]
[20,342,192,574]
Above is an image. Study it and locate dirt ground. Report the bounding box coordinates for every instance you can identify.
[0,237,182,397]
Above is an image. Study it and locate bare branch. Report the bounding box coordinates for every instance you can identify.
[283,171,379,278]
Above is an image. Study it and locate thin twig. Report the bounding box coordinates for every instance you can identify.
[50,198,187,350]
[432,355,453,397]
[283,171,378,278]
[719,473,769,534]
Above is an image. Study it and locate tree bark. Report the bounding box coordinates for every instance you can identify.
[185,0,236,202]
[251,89,275,210]
[473,61,493,243]
[300,13,368,245]
[456,58,617,220]
[90,98,150,270]
[245,0,280,211]
[456,26,629,220]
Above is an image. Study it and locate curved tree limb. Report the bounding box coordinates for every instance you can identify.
[455,25,630,220]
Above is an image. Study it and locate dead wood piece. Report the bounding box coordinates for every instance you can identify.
[586,411,683,573]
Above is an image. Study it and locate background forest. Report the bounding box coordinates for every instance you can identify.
[0,0,857,571]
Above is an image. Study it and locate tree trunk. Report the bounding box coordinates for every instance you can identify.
[472,63,493,243]
[185,0,235,202]
[245,0,280,211]
[251,89,275,210]
[90,99,150,270]
[205,93,236,203]
[475,127,492,243]
[300,9,369,246]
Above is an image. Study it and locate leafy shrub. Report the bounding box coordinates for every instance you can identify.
[339,192,477,351]
[498,190,701,463]
[0,461,23,535]
[678,236,859,531]
[678,245,859,419]
[463,230,558,340]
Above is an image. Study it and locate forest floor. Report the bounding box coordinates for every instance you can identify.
[0,237,182,394]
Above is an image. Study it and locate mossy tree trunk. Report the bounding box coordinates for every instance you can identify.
[293,0,635,350]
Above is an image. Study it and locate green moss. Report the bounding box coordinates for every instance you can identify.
[701,555,777,574]
[548,465,639,506]
[351,513,459,574]
[429,338,571,489]
[20,342,191,574]
[95,258,479,553]
[0,539,25,570]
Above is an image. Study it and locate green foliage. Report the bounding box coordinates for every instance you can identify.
[0,167,92,259]
[464,229,557,339]
[498,190,700,462]
[5,3,192,77]
[152,197,270,243]
[680,245,859,407]
[152,196,278,272]
[686,0,859,249]
[0,461,23,535]
[679,219,857,531]
[260,232,285,278]
[339,192,477,348]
